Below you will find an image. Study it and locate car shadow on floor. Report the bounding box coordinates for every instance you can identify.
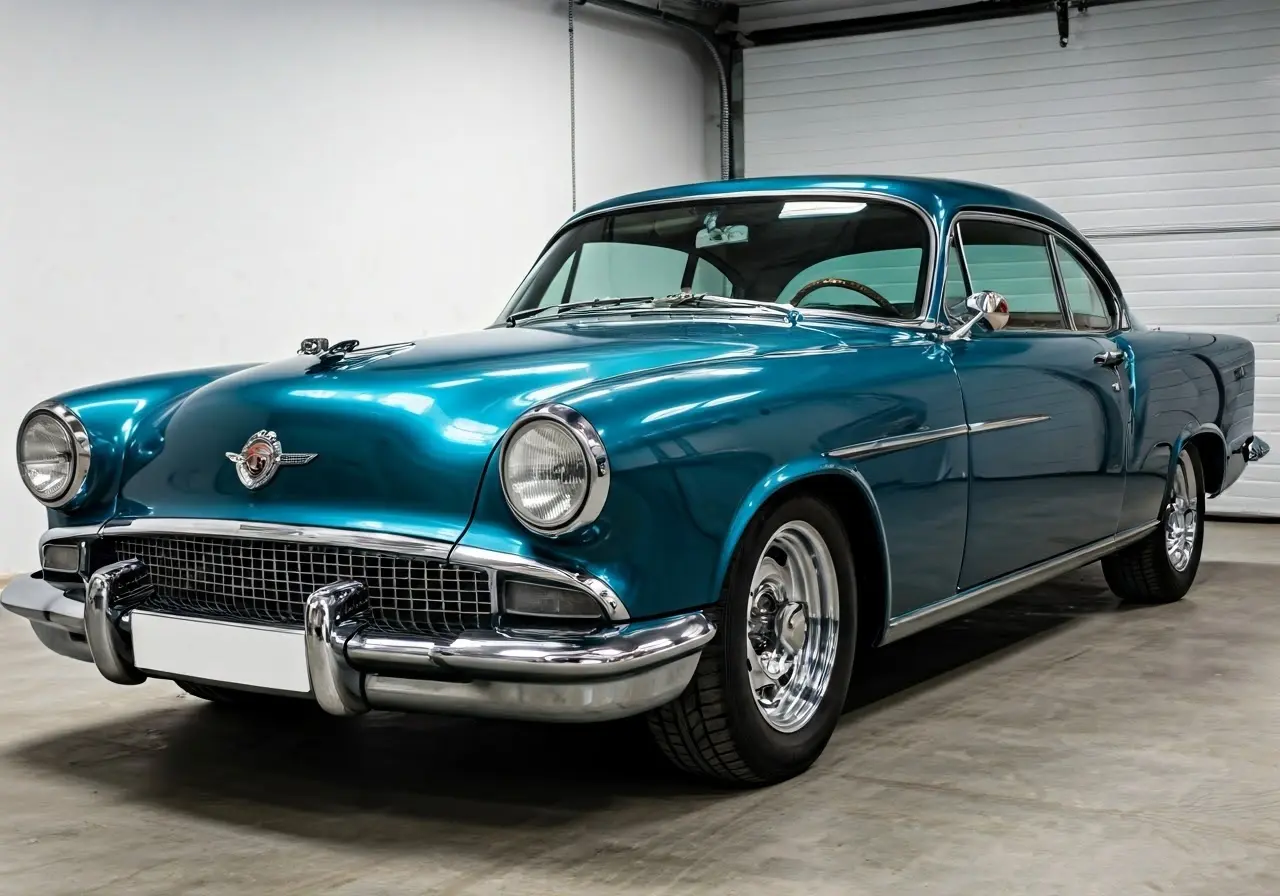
[4,562,1152,843]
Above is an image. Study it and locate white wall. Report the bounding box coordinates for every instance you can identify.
[0,0,713,573]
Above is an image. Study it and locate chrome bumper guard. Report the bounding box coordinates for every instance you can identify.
[1,560,715,723]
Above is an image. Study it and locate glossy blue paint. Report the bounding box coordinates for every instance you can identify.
[948,330,1130,588]
[21,175,1263,641]
[459,317,965,620]
[46,365,255,529]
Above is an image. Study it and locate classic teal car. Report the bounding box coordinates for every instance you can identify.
[5,176,1269,785]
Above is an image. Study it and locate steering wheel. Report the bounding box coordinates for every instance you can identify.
[788,277,903,318]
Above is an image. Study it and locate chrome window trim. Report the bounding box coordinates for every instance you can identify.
[828,415,1050,462]
[943,210,1127,334]
[498,402,611,538]
[1049,235,1117,333]
[68,517,630,623]
[501,189,939,330]
[18,401,93,508]
[946,212,1074,334]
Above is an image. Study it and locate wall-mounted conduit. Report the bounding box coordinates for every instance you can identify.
[574,0,731,180]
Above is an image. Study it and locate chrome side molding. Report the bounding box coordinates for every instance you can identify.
[881,520,1160,644]
[829,415,1051,462]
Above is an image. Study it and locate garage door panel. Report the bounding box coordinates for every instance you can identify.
[746,0,1280,514]
[749,24,1280,90]
[746,0,1278,73]
[1104,239,1280,264]
[753,105,1279,168]
[748,80,1278,140]
[785,132,1279,178]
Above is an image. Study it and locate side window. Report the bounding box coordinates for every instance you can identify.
[1054,238,1113,331]
[777,248,924,313]
[568,242,690,302]
[959,220,1066,330]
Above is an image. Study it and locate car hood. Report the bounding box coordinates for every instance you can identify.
[114,316,869,541]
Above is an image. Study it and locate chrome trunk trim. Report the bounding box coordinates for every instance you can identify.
[881,521,1159,644]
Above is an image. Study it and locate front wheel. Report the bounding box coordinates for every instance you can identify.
[1102,442,1205,604]
[647,495,857,786]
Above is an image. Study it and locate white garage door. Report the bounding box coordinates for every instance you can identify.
[744,0,1280,515]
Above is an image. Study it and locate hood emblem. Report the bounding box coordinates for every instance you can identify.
[225,430,317,490]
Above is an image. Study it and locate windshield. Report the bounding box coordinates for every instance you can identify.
[500,197,932,323]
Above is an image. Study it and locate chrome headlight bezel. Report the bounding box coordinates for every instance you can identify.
[16,402,92,508]
[499,403,610,537]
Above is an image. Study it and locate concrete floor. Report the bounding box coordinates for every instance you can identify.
[1,522,1278,895]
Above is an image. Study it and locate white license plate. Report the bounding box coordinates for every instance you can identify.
[130,611,311,693]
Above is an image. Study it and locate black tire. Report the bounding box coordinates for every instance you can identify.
[175,680,315,711]
[1102,442,1205,604]
[647,495,858,786]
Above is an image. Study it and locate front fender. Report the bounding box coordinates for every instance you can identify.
[37,364,258,528]
[713,457,889,618]
[455,333,964,621]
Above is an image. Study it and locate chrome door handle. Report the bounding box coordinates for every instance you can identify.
[1094,350,1126,368]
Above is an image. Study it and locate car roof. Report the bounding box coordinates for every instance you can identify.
[568,174,1080,237]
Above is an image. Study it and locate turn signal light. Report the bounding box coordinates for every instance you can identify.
[502,581,603,620]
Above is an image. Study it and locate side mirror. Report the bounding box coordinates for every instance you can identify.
[945,291,1010,341]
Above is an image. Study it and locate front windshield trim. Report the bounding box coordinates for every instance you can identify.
[495,189,939,329]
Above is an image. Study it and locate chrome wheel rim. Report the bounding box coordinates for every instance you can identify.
[746,521,840,733]
[1165,452,1199,573]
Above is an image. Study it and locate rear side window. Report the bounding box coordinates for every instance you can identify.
[959,220,1066,330]
[1054,238,1113,331]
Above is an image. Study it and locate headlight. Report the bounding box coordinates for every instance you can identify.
[500,404,609,536]
[16,403,91,507]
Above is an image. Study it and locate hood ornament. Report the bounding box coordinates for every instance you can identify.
[299,337,360,360]
[225,430,317,490]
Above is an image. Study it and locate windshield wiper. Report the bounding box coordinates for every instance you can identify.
[505,292,800,327]
[505,296,656,326]
[655,293,800,323]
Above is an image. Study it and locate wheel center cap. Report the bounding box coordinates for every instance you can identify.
[776,601,807,657]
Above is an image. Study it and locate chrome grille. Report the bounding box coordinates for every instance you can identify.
[102,535,493,637]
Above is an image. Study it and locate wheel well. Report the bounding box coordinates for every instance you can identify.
[758,474,888,651]
[1185,432,1226,495]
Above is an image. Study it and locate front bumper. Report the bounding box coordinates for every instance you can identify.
[2,564,715,723]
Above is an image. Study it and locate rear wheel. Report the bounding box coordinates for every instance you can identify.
[1102,442,1205,604]
[647,495,857,786]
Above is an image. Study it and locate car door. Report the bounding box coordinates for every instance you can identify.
[945,215,1130,590]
